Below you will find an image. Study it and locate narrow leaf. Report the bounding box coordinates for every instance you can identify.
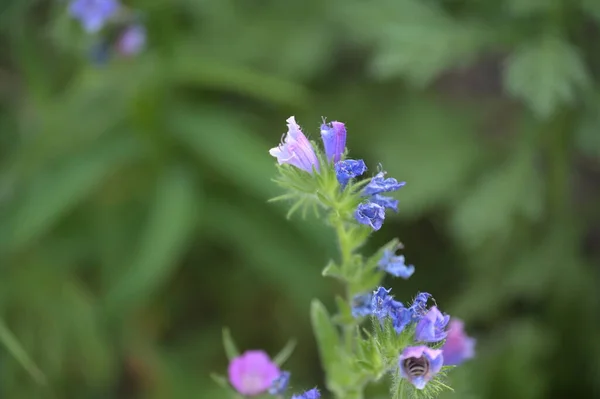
[222,328,240,360]
[0,319,46,385]
[310,299,341,374]
[273,339,297,366]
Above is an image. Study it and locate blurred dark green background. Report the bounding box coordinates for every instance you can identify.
[1,0,600,398]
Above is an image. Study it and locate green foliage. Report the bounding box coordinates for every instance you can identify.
[0,0,599,398]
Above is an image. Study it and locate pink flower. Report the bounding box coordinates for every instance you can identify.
[441,319,475,366]
[228,350,280,396]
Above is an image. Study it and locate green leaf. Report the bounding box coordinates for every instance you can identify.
[0,319,46,385]
[369,0,486,85]
[322,261,345,280]
[310,299,341,379]
[273,339,297,366]
[221,328,240,361]
[504,35,590,119]
[104,166,199,314]
[2,136,141,252]
[210,373,229,388]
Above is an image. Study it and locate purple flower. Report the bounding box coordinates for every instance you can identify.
[415,306,450,343]
[117,25,146,56]
[363,171,406,196]
[409,292,432,322]
[355,202,385,230]
[335,159,367,187]
[68,0,120,33]
[378,248,415,279]
[320,121,346,163]
[442,319,476,366]
[351,293,374,318]
[269,371,291,395]
[270,117,320,173]
[371,287,411,333]
[399,346,444,390]
[371,194,399,212]
[228,350,280,396]
[292,388,321,399]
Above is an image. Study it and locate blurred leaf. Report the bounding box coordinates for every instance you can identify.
[504,35,590,119]
[222,328,240,361]
[2,136,141,252]
[575,95,600,159]
[450,141,543,249]
[310,300,340,388]
[367,0,486,85]
[210,373,228,388]
[505,0,560,16]
[273,339,297,366]
[0,319,46,385]
[104,166,199,314]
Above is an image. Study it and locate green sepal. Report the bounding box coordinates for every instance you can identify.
[273,338,297,366]
[322,261,346,280]
[221,327,240,360]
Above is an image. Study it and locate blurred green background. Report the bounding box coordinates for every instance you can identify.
[1,0,600,398]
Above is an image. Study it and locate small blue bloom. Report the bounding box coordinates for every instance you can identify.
[351,293,374,318]
[409,292,432,321]
[363,171,406,196]
[399,346,444,390]
[270,117,320,173]
[321,121,347,163]
[292,388,321,399]
[378,249,415,279]
[371,287,411,333]
[69,0,120,33]
[269,371,291,395]
[371,194,399,212]
[117,24,146,56]
[355,202,385,230]
[415,306,450,343]
[335,159,367,187]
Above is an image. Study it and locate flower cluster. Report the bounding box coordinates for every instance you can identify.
[226,349,320,398]
[269,117,404,231]
[68,0,146,61]
[215,116,476,399]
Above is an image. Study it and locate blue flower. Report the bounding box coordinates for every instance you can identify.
[363,171,406,196]
[378,249,415,279]
[351,293,374,318]
[371,287,411,333]
[269,371,291,395]
[371,194,399,212]
[335,159,367,187]
[409,292,432,322]
[321,121,346,163]
[292,388,321,399]
[270,117,320,173]
[354,202,385,230]
[69,0,120,33]
[415,306,450,343]
[399,346,444,390]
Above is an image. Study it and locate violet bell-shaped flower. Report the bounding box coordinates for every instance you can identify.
[442,319,476,366]
[415,306,450,343]
[399,346,444,390]
[269,117,320,173]
[228,350,280,396]
[320,121,346,163]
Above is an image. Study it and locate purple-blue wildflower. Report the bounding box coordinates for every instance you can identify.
[291,388,321,399]
[355,202,385,230]
[363,171,406,196]
[371,194,399,212]
[371,287,411,333]
[335,159,367,187]
[269,371,291,395]
[409,292,432,322]
[378,248,415,279]
[399,346,444,390]
[270,117,320,173]
[117,24,146,56]
[320,121,346,163]
[442,319,476,366]
[415,306,450,343]
[69,0,120,33]
[351,293,374,318]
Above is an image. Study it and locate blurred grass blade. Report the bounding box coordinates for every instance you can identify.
[0,319,46,385]
[104,166,199,314]
[310,299,340,377]
[3,136,140,252]
[273,338,297,366]
[210,373,228,388]
[222,328,240,361]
